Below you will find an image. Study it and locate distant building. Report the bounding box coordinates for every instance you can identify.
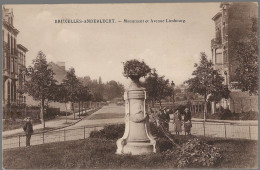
[211,2,258,113]
[2,6,28,118]
[49,61,67,83]
[26,62,69,111]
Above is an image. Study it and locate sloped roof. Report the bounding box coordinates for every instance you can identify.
[48,62,67,83]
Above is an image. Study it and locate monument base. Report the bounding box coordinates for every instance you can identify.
[116,140,156,155]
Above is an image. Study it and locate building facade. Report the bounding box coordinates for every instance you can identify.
[25,61,69,111]
[211,2,258,113]
[2,6,28,118]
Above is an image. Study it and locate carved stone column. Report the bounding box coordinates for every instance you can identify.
[116,78,156,155]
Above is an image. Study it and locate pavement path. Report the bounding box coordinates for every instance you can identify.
[2,104,258,150]
[2,108,98,138]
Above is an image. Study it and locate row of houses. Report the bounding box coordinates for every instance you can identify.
[1,7,82,119]
[2,6,29,118]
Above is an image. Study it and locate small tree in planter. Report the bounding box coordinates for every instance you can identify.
[123,59,151,86]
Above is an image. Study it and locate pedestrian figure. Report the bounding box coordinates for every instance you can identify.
[158,108,170,131]
[184,107,192,135]
[23,117,33,147]
[163,108,170,131]
[173,110,182,135]
[157,109,164,127]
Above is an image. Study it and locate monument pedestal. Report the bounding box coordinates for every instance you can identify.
[116,80,156,155]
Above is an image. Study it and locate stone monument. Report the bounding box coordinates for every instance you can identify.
[116,69,156,155]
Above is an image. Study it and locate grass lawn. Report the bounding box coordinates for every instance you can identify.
[3,136,257,169]
[89,113,124,120]
[3,119,41,131]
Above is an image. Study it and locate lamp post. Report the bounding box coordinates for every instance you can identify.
[223,71,228,109]
[224,71,228,85]
[171,81,175,111]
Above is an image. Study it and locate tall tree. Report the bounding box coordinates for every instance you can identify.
[185,52,230,119]
[24,51,57,128]
[61,68,81,119]
[143,69,172,107]
[52,83,70,123]
[235,18,258,94]
[104,80,124,101]
[76,84,92,118]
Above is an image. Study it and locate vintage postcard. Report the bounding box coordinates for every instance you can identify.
[2,2,258,169]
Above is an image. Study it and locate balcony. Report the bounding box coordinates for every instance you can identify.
[211,38,222,48]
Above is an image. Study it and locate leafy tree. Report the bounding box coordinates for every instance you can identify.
[104,80,124,101]
[24,51,57,128]
[76,84,92,118]
[51,83,71,122]
[143,69,172,107]
[235,18,258,94]
[61,68,81,119]
[80,77,105,102]
[185,52,230,119]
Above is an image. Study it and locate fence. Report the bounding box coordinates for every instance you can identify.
[2,124,105,150]
[230,98,258,113]
[169,121,258,140]
[3,121,258,150]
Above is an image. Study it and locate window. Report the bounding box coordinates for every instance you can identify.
[3,51,6,69]
[215,49,222,64]
[14,58,17,73]
[11,58,14,73]
[8,34,10,50]
[7,52,10,72]
[11,36,14,54]
[14,38,16,54]
[2,30,4,42]
[223,50,228,63]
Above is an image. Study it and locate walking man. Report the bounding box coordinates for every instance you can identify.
[23,117,33,147]
[184,107,192,135]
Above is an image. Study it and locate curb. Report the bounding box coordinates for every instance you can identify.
[3,107,102,139]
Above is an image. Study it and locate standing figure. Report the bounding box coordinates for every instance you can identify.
[184,107,192,135]
[173,110,182,135]
[23,117,33,147]
[163,108,170,131]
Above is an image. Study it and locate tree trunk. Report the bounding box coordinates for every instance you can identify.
[40,98,45,128]
[64,103,68,123]
[204,95,207,122]
[72,102,75,120]
[78,101,81,118]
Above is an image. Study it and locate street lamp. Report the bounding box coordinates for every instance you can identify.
[171,81,175,111]
[224,71,228,85]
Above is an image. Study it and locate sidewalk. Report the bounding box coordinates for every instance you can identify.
[191,118,258,125]
[2,107,98,138]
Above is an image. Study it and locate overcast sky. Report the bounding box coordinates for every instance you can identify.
[6,3,220,87]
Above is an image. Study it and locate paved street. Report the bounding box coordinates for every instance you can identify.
[2,108,96,138]
[2,104,257,150]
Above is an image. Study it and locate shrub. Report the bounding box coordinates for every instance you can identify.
[89,123,222,168]
[123,59,151,79]
[171,138,222,168]
[238,111,258,120]
[89,124,125,140]
[57,111,73,117]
